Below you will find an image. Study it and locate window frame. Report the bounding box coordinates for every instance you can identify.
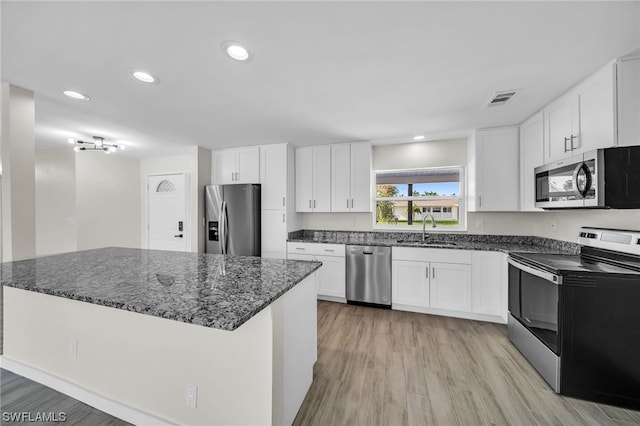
[372,166,467,232]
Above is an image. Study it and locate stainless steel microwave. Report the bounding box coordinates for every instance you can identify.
[534,146,640,209]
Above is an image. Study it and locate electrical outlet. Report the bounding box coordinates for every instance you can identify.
[475,218,485,229]
[69,337,78,359]
[348,217,355,227]
[185,383,197,408]
[550,221,557,232]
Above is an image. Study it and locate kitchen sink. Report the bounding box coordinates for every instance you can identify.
[395,240,457,246]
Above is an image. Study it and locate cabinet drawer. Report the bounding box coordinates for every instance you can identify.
[392,247,472,264]
[287,242,345,257]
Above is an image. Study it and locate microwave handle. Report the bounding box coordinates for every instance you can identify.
[507,258,562,285]
[572,162,592,199]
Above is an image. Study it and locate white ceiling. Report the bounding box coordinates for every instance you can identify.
[2,1,639,159]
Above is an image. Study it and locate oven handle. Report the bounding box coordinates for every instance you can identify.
[508,258,562,285]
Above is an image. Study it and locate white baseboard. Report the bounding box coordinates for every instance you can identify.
[391,304,507,324]
[317,295,346,303]
[0,356,173,426]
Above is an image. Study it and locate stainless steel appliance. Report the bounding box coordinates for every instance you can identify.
[534,146,640,209]
[346,245,391,308]
[508,227,640,409]
[205,184,261,256]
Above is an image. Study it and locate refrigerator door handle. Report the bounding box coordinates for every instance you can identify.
[219,201,227,254]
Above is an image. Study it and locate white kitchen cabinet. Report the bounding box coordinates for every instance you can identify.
[468,126,519,212]
[295,146,331,212]
[331,142,372,212]
[287,242,346,302]
[261,210,287,259]
[429,262,472,312]
[392,260,429,307]
[519,112,544,211]
[261,144,288,210]
[392,246,505,323]
[260,143,301,259]
[471,251,507,321]
[212,147,260,184]
[544,62,618,162]
[617,55,640,147]
[315,255,346,299]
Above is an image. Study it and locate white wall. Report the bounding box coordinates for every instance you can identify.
[75,153,141,250]
[1,84,36,261]
[301,138,640,242]
[35,149,77,255]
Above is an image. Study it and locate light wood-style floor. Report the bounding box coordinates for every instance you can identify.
[0,369,130,425]
[294,301,640,426]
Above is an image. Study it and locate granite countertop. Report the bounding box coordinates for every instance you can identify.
[288,230,580,254]
[1,247,321,331]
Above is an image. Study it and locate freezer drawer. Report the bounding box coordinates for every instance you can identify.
[346,245,391,307]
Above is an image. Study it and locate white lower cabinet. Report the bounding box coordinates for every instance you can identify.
[429,263,472,312]
[287,242,346,302]
[471,251,507,321]
[392,260,429,307]
[392,247,506,323]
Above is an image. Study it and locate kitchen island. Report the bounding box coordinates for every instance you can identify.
[1,247,321,425]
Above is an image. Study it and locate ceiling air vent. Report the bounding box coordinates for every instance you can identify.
[485,89,521,107]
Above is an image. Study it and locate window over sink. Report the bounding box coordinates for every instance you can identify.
[374,166,466,231]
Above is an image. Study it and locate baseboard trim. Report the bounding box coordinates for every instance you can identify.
[0,356,173,426]
[391,304,507,324]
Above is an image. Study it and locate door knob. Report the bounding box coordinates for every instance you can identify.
[174,234,184,238]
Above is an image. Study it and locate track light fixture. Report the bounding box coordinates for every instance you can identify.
[68,136,124,154]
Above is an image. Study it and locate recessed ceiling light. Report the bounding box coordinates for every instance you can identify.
[129,70,158,84]
[222,41,250,61]
[63,90,90,101]
[413,135,425,140]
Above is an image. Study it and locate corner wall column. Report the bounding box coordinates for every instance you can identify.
[1,83,36,262]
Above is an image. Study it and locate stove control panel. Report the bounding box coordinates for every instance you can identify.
[578,227,640,256]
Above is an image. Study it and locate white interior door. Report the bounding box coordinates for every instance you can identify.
[147,173,189,252]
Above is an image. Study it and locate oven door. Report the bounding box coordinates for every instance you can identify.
[508,258,562,354]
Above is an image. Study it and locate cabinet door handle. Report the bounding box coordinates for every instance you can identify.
[347,199,349,208]
[282,213,285,223]
[324,249,335,252]
[295,247,305,250]
[351,199,354,208]
[313,200,316,208]
[309,200,312,209]
[426,268,429,278]
[564,136,570,153]
[478,195,482,208]
[432,267,435,279]
[282,197,286,207]
[570,134,577,150]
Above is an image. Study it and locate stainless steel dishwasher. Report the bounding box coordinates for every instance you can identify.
[346,245,392,308]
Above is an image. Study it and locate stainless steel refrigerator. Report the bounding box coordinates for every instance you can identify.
[205,184,261,256]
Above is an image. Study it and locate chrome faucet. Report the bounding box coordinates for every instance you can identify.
[422,213,436,241]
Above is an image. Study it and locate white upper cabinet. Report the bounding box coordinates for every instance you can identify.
[617,55,640,147]
[544,62,617,162]
[295,146,331,212]
[519,112,544,211]
[212,147,260,184]
[468,126,519,212]
[260,144,288,210]
[331,142,372,212]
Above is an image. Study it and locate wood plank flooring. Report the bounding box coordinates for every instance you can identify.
[294,301,640,426]
[0,369,130,425]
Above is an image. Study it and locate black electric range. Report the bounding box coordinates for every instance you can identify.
[508,227,640,410]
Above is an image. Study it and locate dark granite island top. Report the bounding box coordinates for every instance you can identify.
[1,247,322,331]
